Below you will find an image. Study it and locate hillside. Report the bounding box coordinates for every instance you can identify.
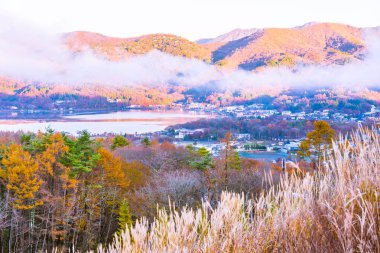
[64,23,378,71]
[1,23,379,109]
[206,23,370,70]
[64,32,211,62]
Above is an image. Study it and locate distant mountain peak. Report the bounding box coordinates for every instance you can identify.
[294,22,320,28]
[206,22,369,70]
[197,28,262,44]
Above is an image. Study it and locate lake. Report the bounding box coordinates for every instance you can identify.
[239,151,289,161]
[0,110,209,135]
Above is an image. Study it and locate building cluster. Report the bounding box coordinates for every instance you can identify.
[167,104,380,161]
[172,131,302,156]
[183,103,380,123]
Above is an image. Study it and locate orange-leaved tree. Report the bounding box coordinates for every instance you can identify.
[1,143,42,210]
[35,132,76,245]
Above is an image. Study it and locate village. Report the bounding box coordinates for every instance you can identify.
[136,103,380,163]
[182,103,380,122]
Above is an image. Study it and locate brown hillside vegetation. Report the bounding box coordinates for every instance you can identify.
[64,23,378,71]
[65,32,211,62]
[208,23,368,70]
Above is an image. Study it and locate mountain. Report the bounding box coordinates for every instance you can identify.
[65,23,379,71]
[197,28,263,44]
[204,23,372,70]
[64,32,211,62]
[1,22,380,110]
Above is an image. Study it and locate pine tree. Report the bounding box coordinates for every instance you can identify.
[117,200,132,235]
[190,147,214,202]
[61,131,100,178]
[111,135,130,151]
[141,137,151,148]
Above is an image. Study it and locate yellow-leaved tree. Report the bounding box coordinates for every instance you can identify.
[35,132,76,244]
[298,120,335,170]
[1,143,42,210]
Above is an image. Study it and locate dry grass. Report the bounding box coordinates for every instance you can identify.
[95,128,379,253]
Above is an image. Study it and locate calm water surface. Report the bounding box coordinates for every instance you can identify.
[239,151,288,161]
[0,110,209,135]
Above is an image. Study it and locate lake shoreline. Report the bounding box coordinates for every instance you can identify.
[0,108,201,120]
[0,110,210,135]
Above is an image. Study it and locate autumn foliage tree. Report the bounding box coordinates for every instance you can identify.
[0,130,135,252]
[0,143,42,252]
[298,120,335,169]
[1,143,42,210]
[0,128,268,252]
[34,132,76,246]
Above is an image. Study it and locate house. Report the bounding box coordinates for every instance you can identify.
[284,141,300,151]
[175,128,204,140]
[236,133,251,141]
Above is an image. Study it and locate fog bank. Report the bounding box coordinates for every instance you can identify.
[1,13,380,90]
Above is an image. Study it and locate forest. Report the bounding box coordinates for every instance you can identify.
[1,77,379,112]
[0,122,378,252]
[0,129,277,252]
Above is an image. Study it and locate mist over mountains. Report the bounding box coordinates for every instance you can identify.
[1,14,380,94]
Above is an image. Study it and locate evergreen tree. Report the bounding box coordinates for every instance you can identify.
[117,200,132,235]
[111,135,130,151]
[141,137,151,148]
[61,131,100,178]
[190,147,214,202]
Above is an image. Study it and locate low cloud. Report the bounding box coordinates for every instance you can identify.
[0,13,380,90]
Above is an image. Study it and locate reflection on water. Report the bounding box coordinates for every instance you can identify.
[0,110,209,135]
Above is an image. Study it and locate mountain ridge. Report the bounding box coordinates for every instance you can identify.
[64,31,212,62]
[64,22,380,71]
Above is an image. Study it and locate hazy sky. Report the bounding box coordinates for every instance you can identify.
[1,0,379,40]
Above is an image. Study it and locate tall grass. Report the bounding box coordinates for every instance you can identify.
[98,128,379,253]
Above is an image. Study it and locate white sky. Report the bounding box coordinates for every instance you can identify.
[1,0,380,40]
